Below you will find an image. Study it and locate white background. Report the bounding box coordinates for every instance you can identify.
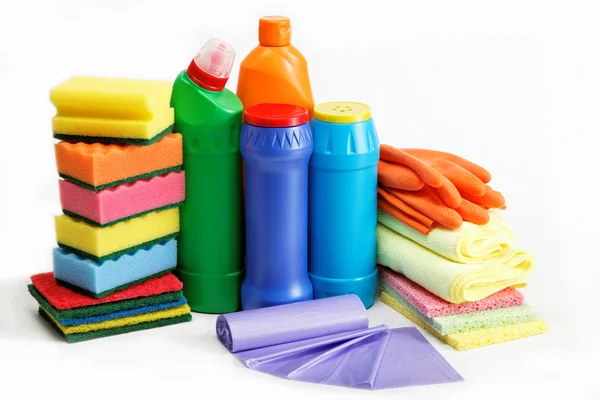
[0,0,598,399]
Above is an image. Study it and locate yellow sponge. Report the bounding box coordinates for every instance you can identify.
[50,76,174,144]
[380,292,548,351]
[41,304,191,334]
[55,208,180,261]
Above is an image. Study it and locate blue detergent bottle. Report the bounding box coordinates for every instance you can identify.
[240,103,314,310]
[308,102,380,308]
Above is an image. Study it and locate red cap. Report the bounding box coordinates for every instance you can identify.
[186,38,235,92]
[187,61,228,91]
[244,103,309,127]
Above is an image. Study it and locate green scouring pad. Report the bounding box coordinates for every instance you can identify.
[39,307,192,343]
[28,284,183,319]
[53,124,174,146]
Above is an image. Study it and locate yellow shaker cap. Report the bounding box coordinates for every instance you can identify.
[313,102,371,123]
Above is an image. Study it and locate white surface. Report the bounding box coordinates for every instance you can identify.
[0,0,598,398]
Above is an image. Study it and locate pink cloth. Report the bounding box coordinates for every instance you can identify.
[378,267,524,318]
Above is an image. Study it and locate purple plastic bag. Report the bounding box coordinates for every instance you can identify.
[217,294,368,352]
[371,327,464,389]
[236,326,388,378]
[216,295,463,389]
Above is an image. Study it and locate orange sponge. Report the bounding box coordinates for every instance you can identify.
[55,133,183,191]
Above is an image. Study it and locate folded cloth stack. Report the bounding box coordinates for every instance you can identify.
[28,76,191,342]
[377,204,546,350]
[377,209,536,303]
[375,144,546,349]
[378,268,548,351]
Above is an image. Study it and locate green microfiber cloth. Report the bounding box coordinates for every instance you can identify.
[28,284,183,319]
[59,165,182,192]
[53,124,174,146]
[38,307,191,343]
[62,202,184,228]
[57,232,179,263]
[55,268,176,298]
[380,282,538,335]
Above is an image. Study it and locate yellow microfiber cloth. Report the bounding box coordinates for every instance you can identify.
[40,304,191,334]
[378,208,515,263]
[380,292,548,351]
[377,210,535,303]
[50,76,174,144]
[55,208,180,262]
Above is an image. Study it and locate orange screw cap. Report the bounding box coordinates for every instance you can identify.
[259,16,291,47]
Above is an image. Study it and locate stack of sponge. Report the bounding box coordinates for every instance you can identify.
[379,268,548,351]
[29,272,191,343]
[29,76,191,342]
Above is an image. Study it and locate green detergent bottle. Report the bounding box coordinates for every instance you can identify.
[171,38,244,313]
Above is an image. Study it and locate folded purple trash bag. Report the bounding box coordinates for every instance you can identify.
[216,294,368,352]
[216,294,463,390]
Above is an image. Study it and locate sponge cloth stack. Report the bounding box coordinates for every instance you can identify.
[379,268,548,351]
[50,76,185,297]
[28,272,191,343]
[28,76,192,342]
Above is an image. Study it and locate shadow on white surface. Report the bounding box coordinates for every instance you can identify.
[0,276,64,342]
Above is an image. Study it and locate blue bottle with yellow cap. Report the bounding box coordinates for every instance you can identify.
[308,102,379,308]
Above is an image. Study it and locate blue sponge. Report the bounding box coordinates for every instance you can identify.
[53,239,177,297]
[58,296,188,326]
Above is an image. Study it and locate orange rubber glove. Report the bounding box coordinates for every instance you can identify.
[379,145,445,189]
[381,185,491,228]
[378,196,432,235]
[379,145,461,208]
[377,144,504,233]
[402,148,491,197]
[377,188,435,228]
[378,160,425,191]
[459,185,506,209]
[380,145,495,208]
[383,185,463,229]
[454,199,490,225]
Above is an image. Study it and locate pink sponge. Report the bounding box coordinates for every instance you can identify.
[59,171,185,227]
[378,267,524,318]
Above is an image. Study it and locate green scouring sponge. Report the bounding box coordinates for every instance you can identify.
[28,284,184,321]
[39,308,191,343]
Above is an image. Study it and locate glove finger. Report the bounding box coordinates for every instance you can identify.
[403,148,492,184]
[388,186,463,230]
[378,197,432,235]
[443,154,492,184]
[460,185,506,209]
[455,199,490,225]
[377,187,435,227]
[379,145,445,188]
[432,160,487,196]
[434,176,462,208]
[378,160,425,191]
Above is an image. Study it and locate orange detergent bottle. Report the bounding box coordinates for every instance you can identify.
[236,16,314,117]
